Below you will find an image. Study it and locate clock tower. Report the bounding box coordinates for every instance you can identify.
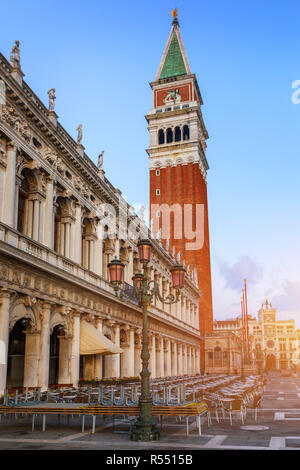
[146,14,213,368]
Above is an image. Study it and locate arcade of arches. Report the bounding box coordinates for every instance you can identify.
[0,289,200,394]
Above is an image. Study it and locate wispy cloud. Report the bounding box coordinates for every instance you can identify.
[219,256,263,292]
[272,281,300,314]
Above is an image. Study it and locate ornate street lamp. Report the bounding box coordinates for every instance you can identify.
[170,263,186,289]
[107,257,125,286]
[108,238,186,441]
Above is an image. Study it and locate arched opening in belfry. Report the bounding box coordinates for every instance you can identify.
[166,128,173,143]
[174,126,181,142]
[158,129,165,145]
[183,125,190,141]
[7,318,29,388]
[49,324,65,386]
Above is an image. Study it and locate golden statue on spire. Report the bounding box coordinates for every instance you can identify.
[172,8,178,21]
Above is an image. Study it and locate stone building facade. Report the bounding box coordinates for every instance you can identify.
[213,301,300,371]
[0,41,202,395]
[204,331,242,375]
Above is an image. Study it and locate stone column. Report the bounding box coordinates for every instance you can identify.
[128,328,134,377]
[183,344,188,375]
[188,347,192,375]
[178,343,183,376]
[165,339,171,377]
[156,337,164,377]
[38,302,51,391]
[94,319,103,379]
[43,177,54,248]
[113,238,120,259]
[181,296,186,322]
[25,199,33,237]
[2,143,17,227]
[24,331,40,387]
[120,327,134,378]
[70,313,80,387]
[58,335,71,384]
[0,290,11,396]
[111,324,121,378]
[32,198,41,242]
[171,341,178,376]
[196,348,201,374]
[191,348,196,375]
[65,222,71,258]
[134,331,142,377]
[72,203,82,264]
[150,335,156,379]
[155,336,162,378]
[14,175,21,228]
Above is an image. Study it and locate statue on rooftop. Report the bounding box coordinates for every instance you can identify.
[97,150,104,170]
[77,124,82,144]
[10,40,20,68]
[47,88,56,112]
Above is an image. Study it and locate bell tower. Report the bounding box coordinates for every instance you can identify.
[146,13,213,368]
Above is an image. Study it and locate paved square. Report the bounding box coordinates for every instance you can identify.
[1,372,300,450]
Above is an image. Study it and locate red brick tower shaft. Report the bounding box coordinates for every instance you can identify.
[146,16,213,370]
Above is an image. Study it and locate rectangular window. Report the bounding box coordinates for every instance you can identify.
[156,189,160,196]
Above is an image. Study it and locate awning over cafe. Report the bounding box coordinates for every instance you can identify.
[80,320,123,355]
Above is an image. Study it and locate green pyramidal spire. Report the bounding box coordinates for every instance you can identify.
[159,31,187,79]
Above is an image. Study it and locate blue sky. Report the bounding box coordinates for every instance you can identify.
[1,0,300,325]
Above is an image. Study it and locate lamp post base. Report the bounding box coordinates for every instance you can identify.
[131,420,160,442]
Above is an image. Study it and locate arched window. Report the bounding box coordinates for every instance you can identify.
[54,204,62,253]
[7,318,30,388]
[158,129,165,145]
[166,128,173,143]
[17,177,29,233]
[214,346,222,360]
[49,324,65,386]
[183,125,190,141]
[17,168,40,240]
[175,126,181,142]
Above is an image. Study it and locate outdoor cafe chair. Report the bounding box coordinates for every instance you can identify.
[221,397,246,426]
[202,397,221,425]
[245,395,262,421]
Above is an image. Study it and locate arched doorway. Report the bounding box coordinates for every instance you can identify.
[266,354,276,370]
[7,318,30,388]
[49,325,65,385]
